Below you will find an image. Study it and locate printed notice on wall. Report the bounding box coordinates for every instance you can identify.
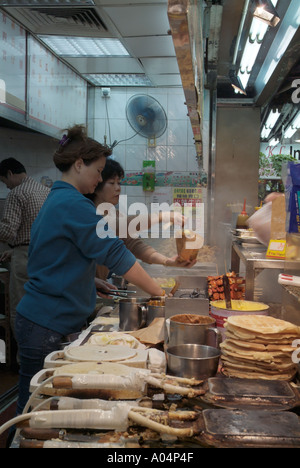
[0,12,26,111]
[28,36,87,135]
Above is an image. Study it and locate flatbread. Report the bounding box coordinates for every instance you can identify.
[64,345,137,362]
[225,315,300,336]
[222,338,295,353]
[221,354,296,372]
[87,332,142,349]
[221,314,299,381]
[224,329,297,345]
[220,341,291,361]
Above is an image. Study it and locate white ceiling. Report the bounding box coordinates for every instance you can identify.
[1,0,300,141]
[2,0,183,88]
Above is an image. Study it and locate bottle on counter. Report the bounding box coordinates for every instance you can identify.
[236,199,249,229]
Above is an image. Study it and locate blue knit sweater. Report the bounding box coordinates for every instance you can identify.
[17,181,136,335]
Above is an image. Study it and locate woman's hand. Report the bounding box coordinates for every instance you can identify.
[164,255,197,268]
[95,278,118,298]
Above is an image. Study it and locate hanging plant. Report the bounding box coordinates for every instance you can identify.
[259,152,297,178]
[270,153,297,177]
[259,152,276,178]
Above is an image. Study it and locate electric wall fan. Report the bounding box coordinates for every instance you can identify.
[126,94,167,146]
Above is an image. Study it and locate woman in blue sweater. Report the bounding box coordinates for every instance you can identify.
[15,125,163,414]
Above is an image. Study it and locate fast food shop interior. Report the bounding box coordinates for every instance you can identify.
[0,0,300,449]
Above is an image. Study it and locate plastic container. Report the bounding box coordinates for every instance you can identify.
[247,202,272,246]
[210,300,269,340]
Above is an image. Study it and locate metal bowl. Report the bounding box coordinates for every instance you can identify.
[166,344,220,380]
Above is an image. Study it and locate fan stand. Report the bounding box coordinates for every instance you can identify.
[148,136,156,147]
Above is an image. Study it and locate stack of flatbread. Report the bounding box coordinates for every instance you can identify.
[221,315,300,381]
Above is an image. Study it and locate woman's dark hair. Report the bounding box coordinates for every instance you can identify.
[0,158,26,177]
[54,124,112,172]
[85,158,124,202]
[99,158,124,185]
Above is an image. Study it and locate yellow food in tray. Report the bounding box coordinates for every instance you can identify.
[211,300,269,311]
[154,277,176,288]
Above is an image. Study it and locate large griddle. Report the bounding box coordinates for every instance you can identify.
[196,408,300,448]
[201,377,300,411]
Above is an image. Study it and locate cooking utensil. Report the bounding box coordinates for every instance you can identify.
[166,344,220,380]
[168,314,221,348]
[195,408,300,448]
[17,408,300,448]
[96,289,136,298]
[119,297,148,331]
[146,304,165,326]
[178,288,204,298]
[169,279,179,296]
[222,275,232,309]
[201,377,300,411]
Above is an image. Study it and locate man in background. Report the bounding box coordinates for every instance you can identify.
[0,158,50,340]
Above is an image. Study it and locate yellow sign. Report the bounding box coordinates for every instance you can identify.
[266,239,286,259]
[173,187,202,207]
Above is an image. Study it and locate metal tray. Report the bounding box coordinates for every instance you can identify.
[197,409,300,448]
[201,377,300,411]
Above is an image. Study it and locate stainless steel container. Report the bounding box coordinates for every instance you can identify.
[168,314,221,348]
[166,344,221,379]
[146,305,165,326]
[119,297,148,331]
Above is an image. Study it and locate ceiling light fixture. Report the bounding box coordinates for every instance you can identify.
[252,0,281,27]
[0,79,6,104]
[284,112,300,139]
[84,74,153,87]
[269,137,279,146]
[261,109,280,138]
[229,69,247,95]
[237,0,279,88]
[229,0,250,95]
[0,0,94,4]
[37,36,129,57]
[0,0,95,4]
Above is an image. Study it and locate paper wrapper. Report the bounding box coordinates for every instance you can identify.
[175,229,204,261]
[271,195,286,240]
[129,318,165,345]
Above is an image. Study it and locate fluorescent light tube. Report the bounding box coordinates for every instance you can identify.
[0,0,94,4]
[38,36,129,57]
[0,79,5,103]
[265,109,280,128]
[284,112,300,138]
[84,74,152,87]
[284,126,298,138]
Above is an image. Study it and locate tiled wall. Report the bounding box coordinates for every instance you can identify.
[0,127,58,254]
[0,127,59,200]
[89,86,201,208]
[0,86,201,212]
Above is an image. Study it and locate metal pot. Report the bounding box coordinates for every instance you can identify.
[168,314,222,348]
[119,297,148,331]
[166,344,221,380]
[146,296,165,326]
[146,305,165,326]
